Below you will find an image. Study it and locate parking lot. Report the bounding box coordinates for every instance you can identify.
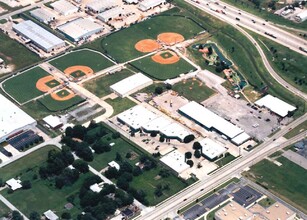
[152,91,189,114]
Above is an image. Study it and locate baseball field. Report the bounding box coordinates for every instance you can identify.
[49,49,115,74]
[101,15,204,62]
[2,67,52,104]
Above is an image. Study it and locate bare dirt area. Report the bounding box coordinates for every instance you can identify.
[157,32,184,45]
[135,39,160,53]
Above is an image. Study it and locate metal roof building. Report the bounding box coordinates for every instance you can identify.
[160,150,190,175]
[30,8,56,24]
[58,18,103,42]
[138,0,166,11]
[295,10,307,22]
[86,0,117,13]
[0,94,37,143]
[199,138,227,161]
[13,20,65,52]
[51,0,79,16]
[97,7,125,23]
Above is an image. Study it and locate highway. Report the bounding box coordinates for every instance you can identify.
[186,0,307,56]
[137,113,307,219]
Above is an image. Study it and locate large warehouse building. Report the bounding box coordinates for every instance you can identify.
[0,94,37,143]
[179,101,250,145]
[57,18,103,42]
[255,94,296,118]
[51,0,79,16]
[97,7,125,23]
[13,20,65,52]
[30,8,56,24]
[138,0,166,12]
[86,0,117,13]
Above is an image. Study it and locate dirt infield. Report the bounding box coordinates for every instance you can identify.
[135,39,160,53]
[36,75,58,92]
[151,50,180,64]
[64,65,94,77]
[51,89,75,101]
[157,33,185,45]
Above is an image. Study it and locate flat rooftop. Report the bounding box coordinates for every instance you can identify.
[199,138,227,160]
[160,150,190,174]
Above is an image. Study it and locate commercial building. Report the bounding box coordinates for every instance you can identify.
[43,115,63,129]
[295,10,307,22]
[215,202,253,220]
[51,0,79,16]
[138,0,166,11]
[110,73,153,97]
[97,7,125,23]
[160,122,191,142]
[13,20,65,52]
[0,94,37,143]
[86,0,117,13]
[259,202,295,220]
[179,101,250,144]
[160,150,190,175]
[58,18,103,42]
[198,138,227,161]
[30,8,56,24]
[255,94,296,118]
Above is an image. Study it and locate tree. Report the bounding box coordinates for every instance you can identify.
[104,167,119,179]
[159,136,165,142]
[194,150,201,159]
[12,211,23,220]
[186,160,194,167]
[75,146,93,162]
[154,86,163,94]
[193,142,202,150]
[185,152,192,160]
[125,152,132,159]
[117,176,130,190]
[22,180,32,189]
[166,84,172,90]
[159,169,170,178]
[207,46,213,55]
[29,211,40,220]
[115,152,122,162]
[132,167,142,176]
[73,159,89,173]
[120,161,133,173]
[121,172,133,182]
[61,212,71,219]
[154,187,163,197]
[112,132,120,139]
[0,178,3,187]
[183,134,195,143]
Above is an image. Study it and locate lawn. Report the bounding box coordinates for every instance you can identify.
[215,154,236,167]
[45,79,60,88]
[268,150,283,158]
[2,67,50,104]
[172,78,215,102]
[0,32,41,71]
[38,94,84,112]
[49,49,115,73]
[0,200,10,217]
[244,157,307,212]
[83,68,135,98]
[21,100,53,120]
[105,97,136,116]
[86,12,204,62]
[258,197,276,208]
[0,145,58,181]
[284,120,307,139]
[130,53,196,80]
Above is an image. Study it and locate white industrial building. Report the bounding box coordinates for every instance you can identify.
[0,94,37,143]
[160,150,190,175]
[179,101,250,145]
[13,20,65,52]
[30,8,56,24]
[57,18,103,42]
[138,0,166,12]
[43,115,63,129]
[255,94,296,118]
[199,138,227,161]
[86,0,117,13]
[51,0,79,16]
[97,7,125,23]
[160,123,191,142]
[295,10,307,22]
[110,73,153,97]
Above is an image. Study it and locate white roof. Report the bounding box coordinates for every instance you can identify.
[44,210,59,220]
[110,73,153,97]
[124,0,139,3]
[138,0,166,11]
[199,138,227,160]
[231,132,250,145]
[0,58,3,63]
[58,18,103,41]
[255,94,296,117]
[179,101,243,139]
[30,8,56,22]
[160,150,190,174]
[51,0,78,15]
[86,0,117,12]
[108,161,120,170]
[296,10,307,20]
[43,115,62,128]
[97,7,125,21]
[0,94,36,141]
[6,178,22,191]
[160,122,191,141]
[142,116,172,132]
[90,183,103,193]
[13,20,65,51]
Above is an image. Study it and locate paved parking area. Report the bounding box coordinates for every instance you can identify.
[152,91,189,114]
[283,150,307,170]
[231,185,262,207]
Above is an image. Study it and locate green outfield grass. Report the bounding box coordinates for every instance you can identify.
[70,70,86,78]
[130,53,196,80]
[83,68,134,98]
[49,49,114,73]
[2,67,50,103]
[172,78,215,102]
[244,157,307,213]
[56,89,71,98]
[21,100,53,120]
[38,94,84,112]
[45,79,60,88]
[105,97,136,116]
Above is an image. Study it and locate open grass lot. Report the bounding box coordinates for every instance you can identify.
[21,100,53,120]
[49,49,114,73]
[105,97,136,116]
[284,120,307,139]
[86,12,204,62]
[244,157,307,212]
[215,154,236,167]
[83,68,134,97]
[38,94,84,112]
[258,197,275,208]
[2,67,50,103]
[0,32,41,71]
[0,200,10,217]
[172,78,215,102]
[130,54,196,80]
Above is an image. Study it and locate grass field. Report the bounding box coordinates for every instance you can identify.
[39,94,84,112]
[86,12,204,62]
[284,120,307,139]
[70,70,86,78]
[0,200,10,217]
[21,100,53,120]
[0,32,41,71]
[105,97,136,116]
[130,54,196,80]
[2,67,50,103]
[83,68,134,98]
[49,49,114,73]
[244,157,307,212]
[215,154,236,167]
[172,78,215,102]
[56,89,70,98]
[45,79,60,88]
[258,197,275,208]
